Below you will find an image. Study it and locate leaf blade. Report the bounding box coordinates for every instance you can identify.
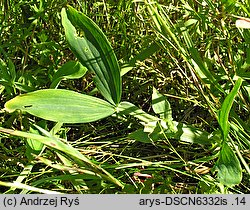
[218,78,243,140]
[4,89,115,123]
[61,7,121,105]
[50,61,87,88]
[215,141,242,186]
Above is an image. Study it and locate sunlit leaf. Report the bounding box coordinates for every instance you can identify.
[118,101,215,144]
[61,7,121,105]
[4,89,115,123]
[152,87,172,121]
[50,61,87,88]
[128,129,152,143]
[26,125,44,160]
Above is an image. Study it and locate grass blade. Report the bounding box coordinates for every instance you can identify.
[0,127,124,188]
[218,78,243,140]
[0,180,62,194]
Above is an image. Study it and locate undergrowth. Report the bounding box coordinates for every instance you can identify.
[0,0,249,194]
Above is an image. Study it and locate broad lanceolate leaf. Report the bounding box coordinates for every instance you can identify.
[218,78,243,140]
[215,141,242,186]
[61,7,121,105]
[4,89,115,123]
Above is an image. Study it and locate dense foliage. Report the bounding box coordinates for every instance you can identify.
[0,0,249,194]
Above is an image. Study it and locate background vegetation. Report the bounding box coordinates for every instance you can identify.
[0,0,249,193]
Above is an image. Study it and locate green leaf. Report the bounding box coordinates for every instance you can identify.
[26,126,44,160]
[129,121,164,144]
[117,101,159,123]
[0,58,16,85]
[128,129,152,143]
[182,29,224,93]
[222,0,236,6]
[61,7,121,105]
[215,141,242,186]
[173,121,213,145]
[152,87,172,121]
[218,78,243,140]
[4,89,115,123]
[152,87,177,133]
[50,61,87,88]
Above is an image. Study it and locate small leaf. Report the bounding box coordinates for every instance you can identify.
[152,87,172,121]
[50,61,87,88]
[121,42,160,76]
[152,87,176,132]
[215,141,242,186]
[128,129,152,143]
[4,89,115,123]
[129,122,163,144]
[26,126,44,155]
[218,78,242,140]
[148,121,163,142]
[173,121,212,145]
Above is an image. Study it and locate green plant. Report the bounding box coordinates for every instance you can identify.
[143,0,250,189]
[1,1,249,193]
[0,5,213,189]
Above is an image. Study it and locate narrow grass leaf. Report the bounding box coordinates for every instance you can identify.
[181,27,224,93]
[4,89,115,123]
[61,7,121,105]
[0,180,62,194]
[145,1,224,93]
[8,164,34,193]
[0,127,124,188]
[121,42,160,76]
[36,156,102,179]
[218,78,243,140]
